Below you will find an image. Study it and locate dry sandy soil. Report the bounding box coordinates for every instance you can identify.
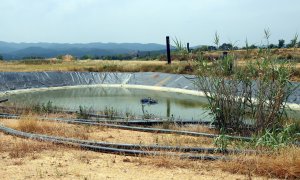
[0,117,298,179]
[0,132,266,180]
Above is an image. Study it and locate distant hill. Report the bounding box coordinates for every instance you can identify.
[0,41,168,60]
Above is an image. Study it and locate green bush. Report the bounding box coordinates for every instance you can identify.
[77,105,89,119]
[278,39,285,48]
[254,124,298,149]
[213,128,231,151]
[32,101,59,114]
[195,30,297,134]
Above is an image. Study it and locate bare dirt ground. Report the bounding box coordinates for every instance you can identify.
[0,133,266,180]
[0,117,298,179]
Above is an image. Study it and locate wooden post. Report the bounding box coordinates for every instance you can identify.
[166,36,171,64]
[166,99,170,118]
[187,43,190,53]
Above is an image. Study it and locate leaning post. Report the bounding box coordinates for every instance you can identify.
[166,36,171,64]
[187,43,190,53]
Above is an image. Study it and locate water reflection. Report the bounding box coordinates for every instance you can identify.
[8,87,212,121]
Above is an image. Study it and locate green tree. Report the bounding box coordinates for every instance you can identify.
[56,55,63,60]
[249,44,257,49]
[81,55,94,60]
[196,45,209,51]
[0,54,3,61]
[286,33,298,48]
[268,44,277,49]
[219,43,233,50]
[278,39,285,48]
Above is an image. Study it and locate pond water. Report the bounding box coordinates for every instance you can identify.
[8,87,213,121]
[7,86,300,122]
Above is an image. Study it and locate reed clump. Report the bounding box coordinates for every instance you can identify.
[195,30,298,134]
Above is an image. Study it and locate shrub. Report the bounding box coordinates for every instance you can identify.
[77,105,89,119]
[32,101,59,114]
[213,128,231,151]
[254,124,298,149]
[195,31,297,134]
[103,106,118,120]
[278,39,285,48]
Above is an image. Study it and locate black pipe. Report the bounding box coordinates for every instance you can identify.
[0,99,8,103]
[37,117,250,140]
[19,128,254,154]
[52,117,212,126]
[0,125,228,161]
[1,113,299,143]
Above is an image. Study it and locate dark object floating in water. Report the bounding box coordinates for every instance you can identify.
[140,97,158,105]
[0,99,8,103]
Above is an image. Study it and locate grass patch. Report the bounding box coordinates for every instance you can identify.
[14,115,90,140]
[1,54,300,81]
[218,147,300,179]
[0,132,56,158]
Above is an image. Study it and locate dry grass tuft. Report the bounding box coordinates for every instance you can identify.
[153,124,218,134]
[0,132,56,158]
[14,115,90,140]
[0,60,193,74]
[217,147,300,179]
[152,134,213,147]
[1,49,300,80]
[132,155,202,170]
[17,116,40,132]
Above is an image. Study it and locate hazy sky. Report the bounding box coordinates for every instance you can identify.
[0,0,299,46]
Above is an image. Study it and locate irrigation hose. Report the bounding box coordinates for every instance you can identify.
[2,124,255,154]
[1,113,299,144]
[0,125,228,161]
[71,118,211,126]
[0,113,242,140]
[42,117,252,141]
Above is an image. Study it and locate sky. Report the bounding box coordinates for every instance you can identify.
[0,0,299,46]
